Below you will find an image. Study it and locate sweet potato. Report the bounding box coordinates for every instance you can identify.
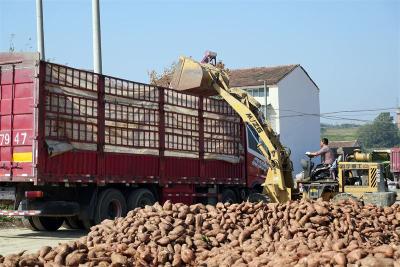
[3,199,400,266]
[347,248,368,263]
[65,252,87,266]
[372,244,394,257]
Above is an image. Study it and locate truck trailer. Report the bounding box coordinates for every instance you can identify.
[0,53,265,230]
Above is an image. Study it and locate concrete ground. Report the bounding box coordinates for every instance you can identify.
[0,227,86,255]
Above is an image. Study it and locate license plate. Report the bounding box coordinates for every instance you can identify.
[0,187,16,201]
[310,188,317,193]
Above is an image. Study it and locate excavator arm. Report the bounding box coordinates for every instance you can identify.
[170,56,294,203]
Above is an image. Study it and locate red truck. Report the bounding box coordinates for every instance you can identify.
[0,53,265,230]
[391,148,400,179]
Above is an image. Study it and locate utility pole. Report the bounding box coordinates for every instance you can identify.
[92,0,102,74]
[36,0,45,60]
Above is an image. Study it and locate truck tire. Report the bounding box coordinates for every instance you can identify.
[22,217,39,231]
[247,192,270,203]
[31,217,64,231]
[221,189,238,203]
[63,216,84,229]
[127,188,156,210]
[94,189,127,225]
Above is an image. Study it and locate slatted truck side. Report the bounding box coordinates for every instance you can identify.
[0,53,265,230]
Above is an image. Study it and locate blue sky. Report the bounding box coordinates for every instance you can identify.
[1,0,399,123]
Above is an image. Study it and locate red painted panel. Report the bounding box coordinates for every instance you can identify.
[13,115,33,131]
[391,147,400,173]
[0,116,11,129]
[0,146,11,178]
[0,59,36,182]
[104,153,159,179]
[14,69,34,84]
[0,70,13,85]
[0,68,33,85]
[11,130,33,146]
[0,84,12,99]
[12,98,34,114]
[0,147,11,161]
[164,157,199,179]
[0,99,11,114]
[44,151,97,176]
[14,83,34,98]
[203,160,243,180]
[11,146,33,177]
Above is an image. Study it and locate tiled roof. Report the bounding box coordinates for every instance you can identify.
[229,64,299,87]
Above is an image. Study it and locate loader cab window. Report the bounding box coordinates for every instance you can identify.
[343,169,369,186]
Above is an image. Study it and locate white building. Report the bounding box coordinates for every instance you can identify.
[229,64,320,174]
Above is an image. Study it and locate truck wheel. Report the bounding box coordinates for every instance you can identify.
[79,218,94,230]
[22,217,39,231]
[32,217,64,231]
[63,216,83,229]
[95,189,127,225]
[221,189,238,204]
[247,192,270,203]
[127,188,156,210]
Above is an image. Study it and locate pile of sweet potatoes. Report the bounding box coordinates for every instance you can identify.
[1,198,400,266]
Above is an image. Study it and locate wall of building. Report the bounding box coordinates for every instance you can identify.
[277,67,320,174]
[397,109,400,129]
[266,85,280,133]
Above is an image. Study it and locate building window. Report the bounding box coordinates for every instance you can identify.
[258,88,263,97]
[253,89,259,97]
[243,87,269,99]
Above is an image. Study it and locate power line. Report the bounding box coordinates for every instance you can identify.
[275,107,398,115]
[270,113,372,122]
[268,107,399,122]
[322,107,398,115]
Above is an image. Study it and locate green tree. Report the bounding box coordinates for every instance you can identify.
[357,112,400,148]
[147,62,177,87]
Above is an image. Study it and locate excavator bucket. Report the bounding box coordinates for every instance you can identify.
[169,56,228,97]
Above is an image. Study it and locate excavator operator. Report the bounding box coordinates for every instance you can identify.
[306,138,336,178]
[308,138,335,165]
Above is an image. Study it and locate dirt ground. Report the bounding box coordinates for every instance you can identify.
[0,227,86,255]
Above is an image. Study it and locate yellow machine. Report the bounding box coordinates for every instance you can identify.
[299,150,397,205]
[170,56,294,203]
[335,150,396,205]
[170,54,397,205]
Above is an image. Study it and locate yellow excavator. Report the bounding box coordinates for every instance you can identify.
[169,52,397,206]
[169,53,294,203]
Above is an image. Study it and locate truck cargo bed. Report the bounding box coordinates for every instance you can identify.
[0,53,246,186]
